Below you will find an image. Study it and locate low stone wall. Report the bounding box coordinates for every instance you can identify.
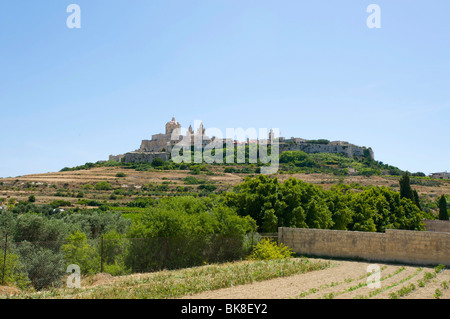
[279,227,450,267]
[423,219,450,233]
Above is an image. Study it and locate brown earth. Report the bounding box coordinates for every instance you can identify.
[1,258,448,299]
[182,258,450,299]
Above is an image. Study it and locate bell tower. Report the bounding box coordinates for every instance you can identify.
[165,116,181,135]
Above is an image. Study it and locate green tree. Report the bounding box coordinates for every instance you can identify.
[14,213,69,242]
[412,190,422,210]
[0,210,16,237]
[125,196,255,271]
[399,171,413,200]
[61,231,99,274]
[224,175,333,231]
[100,230,130,276]
[0,249,30,289]
[224,175,424,233]
[438,195,449,221]
[16,242,66,290]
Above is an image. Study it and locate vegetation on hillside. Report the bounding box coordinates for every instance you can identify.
[223,175,425,233]
[60,149,407,177]
[1,148,448,292]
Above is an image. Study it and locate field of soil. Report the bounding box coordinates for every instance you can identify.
[2,257,447,299]
[183,258,450,299]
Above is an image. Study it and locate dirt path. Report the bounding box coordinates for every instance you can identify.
[182,259,448,299]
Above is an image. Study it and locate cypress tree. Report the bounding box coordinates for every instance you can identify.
[399,171,413,200]
[412,190,422,210]
[438,195,448,221]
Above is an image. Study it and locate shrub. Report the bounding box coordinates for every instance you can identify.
[115,173,126,178]
[94,181,112,191]
[183,176,206,185]
[28,195,36,203]
[247,238,293,260]
[151,158,165,167]
[197,184,217,192]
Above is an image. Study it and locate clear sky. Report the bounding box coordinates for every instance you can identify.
[0,0,449,177]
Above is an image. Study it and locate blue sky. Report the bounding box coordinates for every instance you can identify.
[0,0,449,177]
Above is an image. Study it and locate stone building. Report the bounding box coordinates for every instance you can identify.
[430,172,450,180]
[108,116,374,163]
[109,117,215,163]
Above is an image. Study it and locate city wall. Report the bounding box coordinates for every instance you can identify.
[423,219,450,233]
[279,143,374,159]
[279,227,450,267]
[123,152,169,163]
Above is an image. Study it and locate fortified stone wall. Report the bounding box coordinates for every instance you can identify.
[279,227,450,267]
[423,219,450,233]
[279,143,374,160]
[123,152,168,163]
[107,117,375,163]
[109,154,125,162]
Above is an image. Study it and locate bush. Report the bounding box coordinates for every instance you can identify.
[115,173,126,178]
[197,184,217,192]
[248,238,293,260]
[151,158,165,167]
[94,181,112,191]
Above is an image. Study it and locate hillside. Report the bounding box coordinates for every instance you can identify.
[1,159,449,217]
[1,156,449,297]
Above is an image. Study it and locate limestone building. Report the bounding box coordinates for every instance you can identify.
[108,116,374,163]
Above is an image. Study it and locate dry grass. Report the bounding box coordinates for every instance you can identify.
[2,167,449,209]
[5,258,331,299]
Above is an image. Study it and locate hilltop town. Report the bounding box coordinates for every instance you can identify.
[109,117,374,164]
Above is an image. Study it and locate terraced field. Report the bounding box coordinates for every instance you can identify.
[1,167,449,208]
[184,259,450,299]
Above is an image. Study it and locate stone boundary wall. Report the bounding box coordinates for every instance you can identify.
[423,219,450,233]
[279,227,450,267]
